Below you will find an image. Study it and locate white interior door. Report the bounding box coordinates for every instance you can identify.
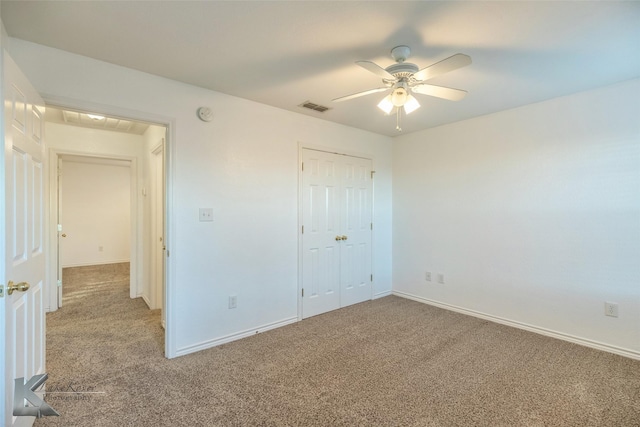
[301,149,372,319]
[2,54,48,426]
[301,150,342,318]
[55,156,62,309]
[339,156,373,307]
[150,141,165,315]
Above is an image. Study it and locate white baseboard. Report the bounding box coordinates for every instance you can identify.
[374,290,392,299]
[141,294,152,309]
[393,290,640,361]
[62,259,130,268]
[175,316,298,357]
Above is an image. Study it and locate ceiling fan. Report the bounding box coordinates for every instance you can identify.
[333,46,471,131]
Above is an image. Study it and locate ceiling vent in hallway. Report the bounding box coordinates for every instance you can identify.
[299,101,331,113]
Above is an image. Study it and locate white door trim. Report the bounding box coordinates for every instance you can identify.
[40,94,177,358]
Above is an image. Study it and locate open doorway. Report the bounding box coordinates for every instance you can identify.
[57,154,132,280]
[46,106,167,339]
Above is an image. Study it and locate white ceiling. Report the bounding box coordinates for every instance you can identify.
[2,1,639,137]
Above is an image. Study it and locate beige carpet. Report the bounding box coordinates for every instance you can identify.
[36,263,640,426]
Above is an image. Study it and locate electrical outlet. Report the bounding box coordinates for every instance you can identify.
[229,295,237,309]
[425,272,431,282]
[437,273,445,284]
[604,302,618,318]
[199,208,213,222]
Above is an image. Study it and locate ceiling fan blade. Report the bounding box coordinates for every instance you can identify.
[411,84,468,101]
[332,87,389,103]
[356,61,396,80]
[413,53,471,81]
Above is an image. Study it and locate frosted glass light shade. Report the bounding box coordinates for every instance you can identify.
[391,88,408,107]
[377,95,394,114]
[403,95,420,114]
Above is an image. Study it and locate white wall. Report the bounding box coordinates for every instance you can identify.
[60,157,130,267]
[9,38,394,357]
[393,79,640,356]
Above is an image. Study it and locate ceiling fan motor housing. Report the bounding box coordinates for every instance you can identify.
[385,62,419,80]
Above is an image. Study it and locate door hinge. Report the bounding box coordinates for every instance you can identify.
[302,288,304,297]
[370,274,373,282]
[371,170,375,179]
[301,225,304,234]
[370,223,373,230]
[0,284,4,298]
[301,162,304,171]
[57,279,62,288]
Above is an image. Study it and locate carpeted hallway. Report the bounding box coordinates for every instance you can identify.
[36,263,640,426]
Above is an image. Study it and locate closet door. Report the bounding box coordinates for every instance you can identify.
[340,156,372,307]
[301,149,372,319]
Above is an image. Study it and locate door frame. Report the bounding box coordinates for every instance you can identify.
[41,95,176,358]
[49,151,137,308]
[297,142,376,321]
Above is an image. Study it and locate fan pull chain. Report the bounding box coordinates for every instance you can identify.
[395,108,402,132]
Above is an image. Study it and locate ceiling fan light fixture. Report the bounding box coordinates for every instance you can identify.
[377,95,394,114]
[335,47,471,128]
[403,95,420,114]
